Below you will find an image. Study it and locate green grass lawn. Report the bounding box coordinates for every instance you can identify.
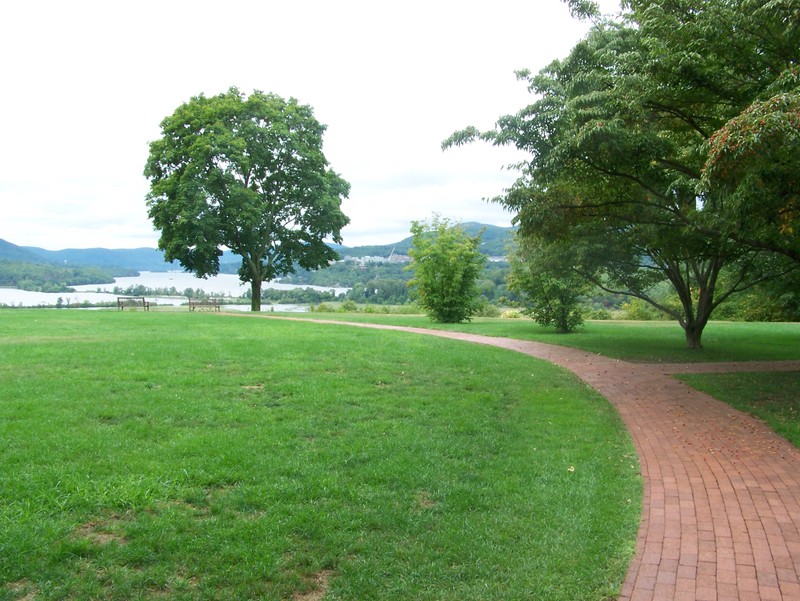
[294,312,800,451]
[0,310,640,601]
[288,312,800,450]
[288,312,800,363]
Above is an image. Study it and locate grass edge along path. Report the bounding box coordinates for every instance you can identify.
[0,310,640,601]
[675,371,800,449]
[274,313,800,363]
[251,315,800,601]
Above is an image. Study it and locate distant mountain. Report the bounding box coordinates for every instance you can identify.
[0,239,48,263]
[0,239,139,291]
[22,246,179,271]
[1,223,513,273]
[335,223,514,258]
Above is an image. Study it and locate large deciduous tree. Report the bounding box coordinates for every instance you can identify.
[144,88,350,311]
[444,0,800,348]
[407,216,487,323]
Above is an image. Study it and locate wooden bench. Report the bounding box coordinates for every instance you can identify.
[188,298,221,312]
[117,296,150,311]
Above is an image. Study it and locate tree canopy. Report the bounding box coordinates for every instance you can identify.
[445,0,800,347]
[144,88,350,311]
[702,91,800,262]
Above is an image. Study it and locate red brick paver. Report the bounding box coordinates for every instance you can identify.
[253,317,800,600]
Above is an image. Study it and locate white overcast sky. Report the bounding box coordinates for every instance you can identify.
[1,0,620,250]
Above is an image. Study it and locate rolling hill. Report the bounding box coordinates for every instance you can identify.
[336,223,513,258]
[21,246,179,271]
[1,224,513,272]
[0,239,48,264]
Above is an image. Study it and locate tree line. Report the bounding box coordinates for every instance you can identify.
[0,261,136,293]
[400,216,800,325]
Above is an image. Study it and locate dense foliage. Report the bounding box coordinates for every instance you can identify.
[508,235,591,332]
[445,0,800,347]
[0,260,135,293]
[280,255,512,306]
[702,90,800,262]
[144,88,350,311]
[407,216,487,323]
[281,260,410,287]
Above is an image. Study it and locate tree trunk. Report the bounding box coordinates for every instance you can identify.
[681,285,716,349]
[250,279,262,312]
[683,321,704,349]
[665,257,723,350]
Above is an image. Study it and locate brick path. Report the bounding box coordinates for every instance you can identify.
[272,318,800,600]
[498,341,800,601]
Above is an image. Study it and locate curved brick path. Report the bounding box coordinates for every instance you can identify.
[255,316,800,600]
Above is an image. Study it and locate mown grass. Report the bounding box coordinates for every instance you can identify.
[290,312,800,450]
[0,310,640,601]
[288,312,800,363]
[293,312,800,451]
[677,372,800,448]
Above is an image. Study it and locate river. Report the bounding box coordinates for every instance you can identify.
[1,271,349,311]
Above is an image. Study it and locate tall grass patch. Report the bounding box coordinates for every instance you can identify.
[0,310,639,600]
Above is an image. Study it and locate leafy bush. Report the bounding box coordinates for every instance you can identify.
[407,216,487,323]
[473,301,501,318]
[339,300,359,313]
[507,237,589,332]
[620,298,669,321]
[584,308,612,320]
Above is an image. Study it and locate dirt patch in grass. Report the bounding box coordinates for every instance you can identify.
[73,519,128,546]
[6,579,38,601]
[416,490,437,510]
[293,569,334,601]
[141,573,200,600]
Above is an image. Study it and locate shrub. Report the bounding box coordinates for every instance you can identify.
[407,216,487,323]
[338,300,359,313]
[584,308,612,320]
[473,302,501,318]
[620,298,668,321]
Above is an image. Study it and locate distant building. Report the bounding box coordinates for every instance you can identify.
[340,254,410,266]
